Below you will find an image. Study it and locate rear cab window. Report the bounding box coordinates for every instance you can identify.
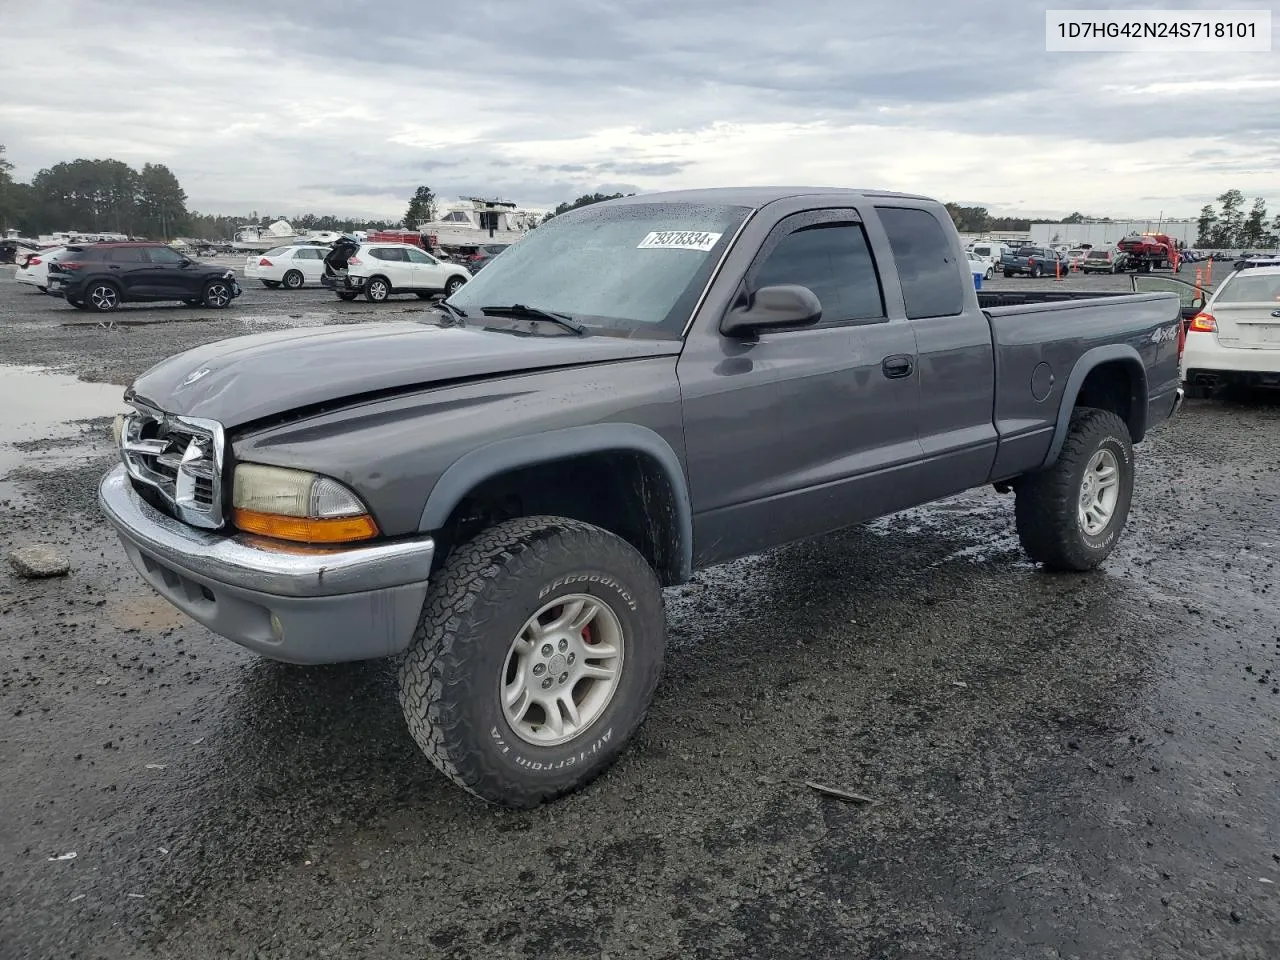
[875,206,965,319]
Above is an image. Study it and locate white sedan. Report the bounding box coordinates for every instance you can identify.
[966,253,994,281]
[244,245,330,289]
[14,246,67,292]
[1182,264,1280,396]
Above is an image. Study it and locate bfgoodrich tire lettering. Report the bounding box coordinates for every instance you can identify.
[1013,407,1134,572]
[398,515,666,808]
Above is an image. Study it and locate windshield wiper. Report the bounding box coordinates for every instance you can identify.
[480,303,586,335]
[433,300,468,326]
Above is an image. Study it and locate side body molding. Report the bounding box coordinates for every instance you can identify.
[418,422,694,582]
[1040,343,1148,469]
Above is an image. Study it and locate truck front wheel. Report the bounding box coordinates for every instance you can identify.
[399,516,666,808]
[1013,407,1134,572]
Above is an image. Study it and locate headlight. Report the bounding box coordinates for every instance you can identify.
[231,463,379,544]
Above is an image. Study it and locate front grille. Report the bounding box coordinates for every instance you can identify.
[119,402,226,529]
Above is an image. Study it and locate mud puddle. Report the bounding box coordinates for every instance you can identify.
[0,364,128,478]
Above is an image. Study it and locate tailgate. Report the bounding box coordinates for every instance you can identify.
[1214,303,1280,348]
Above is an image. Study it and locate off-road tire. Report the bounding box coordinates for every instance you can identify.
[282,270,304,289]
[1030,265,1043,278]
[365,276,391,302]
[399,515,666,809]
[1014,407,1134,572]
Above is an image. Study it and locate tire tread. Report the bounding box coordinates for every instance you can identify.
[398,515,664,808]
[1014,407,1132,572]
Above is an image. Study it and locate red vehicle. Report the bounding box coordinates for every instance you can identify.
[365,230,441,252]
[1116,232,1181,273]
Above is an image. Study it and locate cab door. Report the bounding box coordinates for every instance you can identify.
[676,208,922,566]
[404,246,446,291]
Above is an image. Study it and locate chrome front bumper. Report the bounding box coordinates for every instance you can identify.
[98,465,434,663]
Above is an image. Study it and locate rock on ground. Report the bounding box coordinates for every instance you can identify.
[8,545,71,578]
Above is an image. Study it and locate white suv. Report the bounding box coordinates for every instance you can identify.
[322,241,471,303]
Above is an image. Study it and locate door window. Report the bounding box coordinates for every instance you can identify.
[104,247,146,263]
[145,246,186,265]
[750,221,885,326]
[404,248,434,264]
[876,207,964,319]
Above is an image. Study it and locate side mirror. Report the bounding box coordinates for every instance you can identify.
[721,284,822,338]
[179,257,192,267]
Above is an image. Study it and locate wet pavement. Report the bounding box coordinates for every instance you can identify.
[1,271,1278,959]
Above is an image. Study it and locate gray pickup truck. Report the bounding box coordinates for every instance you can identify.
[99,188,1185,808]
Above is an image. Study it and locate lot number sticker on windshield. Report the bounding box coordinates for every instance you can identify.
[637,231,723,252]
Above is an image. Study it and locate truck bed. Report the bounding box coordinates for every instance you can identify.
[980,291,1184,483]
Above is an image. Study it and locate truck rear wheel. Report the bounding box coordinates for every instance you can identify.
[1014,407,1134,572]
[399,516,666,808]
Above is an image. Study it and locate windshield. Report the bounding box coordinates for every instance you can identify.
[446,201,752,333]
[1086,250,1110,259]
[1016,247,1038,256]
[262,245,293,257]
[1215,274,1280,303]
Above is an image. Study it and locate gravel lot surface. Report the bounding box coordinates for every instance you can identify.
[1,265,1278,959]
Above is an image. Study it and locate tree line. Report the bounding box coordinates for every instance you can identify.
[1196,190,1278,248]
[0,145,400,240]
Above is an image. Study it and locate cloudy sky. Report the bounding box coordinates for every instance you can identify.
[4,0,1278,220]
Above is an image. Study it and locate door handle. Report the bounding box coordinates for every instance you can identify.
[882,354,914,379]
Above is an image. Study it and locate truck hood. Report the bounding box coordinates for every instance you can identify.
[127,321,683,428]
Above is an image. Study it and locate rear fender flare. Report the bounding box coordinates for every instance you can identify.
[1041,344,1148,469]
[418,423,693,582]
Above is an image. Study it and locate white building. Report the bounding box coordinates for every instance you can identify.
[1029,219,1201,250]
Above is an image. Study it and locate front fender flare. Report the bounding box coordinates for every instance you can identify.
[418,423,693,583]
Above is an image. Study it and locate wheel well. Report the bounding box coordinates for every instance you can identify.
[432,451,684,586]
[1074,360,1145,441]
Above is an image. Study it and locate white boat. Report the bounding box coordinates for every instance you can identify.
[295,230,346,247]
[231,220,300,252]
[415,198,542,250]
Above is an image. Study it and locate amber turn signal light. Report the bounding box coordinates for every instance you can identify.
[231,508,379,544]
